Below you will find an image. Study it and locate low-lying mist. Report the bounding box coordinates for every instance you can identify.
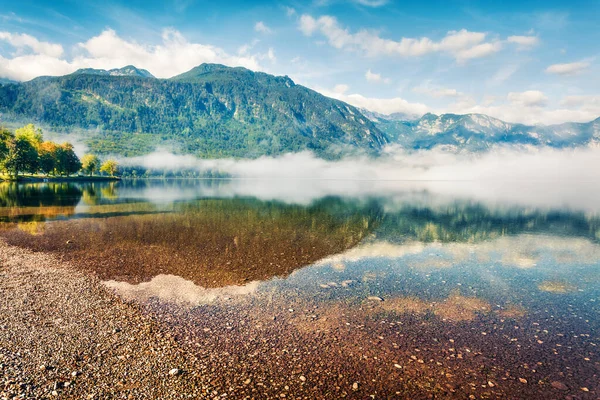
[117,147,600,212]
[120,147,599,181]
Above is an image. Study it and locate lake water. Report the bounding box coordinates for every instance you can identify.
[1,179,599,398]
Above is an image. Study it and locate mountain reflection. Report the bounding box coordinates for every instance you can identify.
[2,195,382,287]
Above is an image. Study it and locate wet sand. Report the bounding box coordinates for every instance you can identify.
[2,240,599,399]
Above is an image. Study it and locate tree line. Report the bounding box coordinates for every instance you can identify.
[0,124,119,179]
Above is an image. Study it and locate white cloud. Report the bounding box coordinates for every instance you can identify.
[320,86,428,117]
[560,95,600,108]
[488,64,519,86]
[354,0,389,6]
[299,15,503,62]
[507,35,539,49]
[0,54,74,81]
[365,69,390,83]
[0,32,64,57]
[266,47,276,63]
[285,7,296,17]
[0,28,268,81]
[413,85,462,98]
[507,90,547,107]
[453,42,503,62]
[444,100,599,125]
[254,21,272,34]
[299,15,319,36]
[332,83,350,94]
[559,95,600,117]
[545,61,590,76]
[237,39,260,56]
[319,84,596,125]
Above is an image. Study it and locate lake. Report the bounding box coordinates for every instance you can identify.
[1,179,598,398]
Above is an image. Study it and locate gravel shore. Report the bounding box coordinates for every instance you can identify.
[0,241,206,399]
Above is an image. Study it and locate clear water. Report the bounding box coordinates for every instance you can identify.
[1,179,599,397]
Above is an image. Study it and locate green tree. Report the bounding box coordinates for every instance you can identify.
[100,159,119,177]
[81,154,100,176]
[55,143,81,176]
[0,127,14,172]
[15,124,43,149]
[38,141,59,176]
[4,136,39,178]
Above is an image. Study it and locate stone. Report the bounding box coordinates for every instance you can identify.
[551,381,568,391]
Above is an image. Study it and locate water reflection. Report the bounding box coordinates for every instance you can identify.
[1,179,600,297]
[0,183,82,222]
[104,274,261,304]
[1,189,381,286]
[2,179,598,397]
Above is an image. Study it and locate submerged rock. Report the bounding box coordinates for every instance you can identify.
[551,381,568,391]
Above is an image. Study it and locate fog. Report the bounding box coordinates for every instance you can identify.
[121,147,599,182]
[117,147,600,212]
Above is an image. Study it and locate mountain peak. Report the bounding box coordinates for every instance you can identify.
[71,66,155,78]
[169,63,254,82]
[420,112,439,121]
[110,65,155,78]
[169,63,296,87]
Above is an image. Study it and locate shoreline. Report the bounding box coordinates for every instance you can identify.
[0,240,206,399]
[1,176,121,183]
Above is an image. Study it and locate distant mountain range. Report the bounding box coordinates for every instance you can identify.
[367,112,600,152]
[0,64,598,158]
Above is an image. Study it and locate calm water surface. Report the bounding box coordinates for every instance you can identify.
[1,179,599,398]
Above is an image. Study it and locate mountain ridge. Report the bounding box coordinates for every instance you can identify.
[0,63,387,158]
[371,111,600,152]
[70,65,155,78]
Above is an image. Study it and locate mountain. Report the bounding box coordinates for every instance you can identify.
[0,64,387,158]
[0,78,18,86]
[70,65,155,78]
[360,108,420,123]
[375,112,600,152]
[1,64,598,157]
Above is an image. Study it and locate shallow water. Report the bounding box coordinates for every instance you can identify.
[1,179,599,398]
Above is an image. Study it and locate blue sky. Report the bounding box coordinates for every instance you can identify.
[1,0,599,124]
